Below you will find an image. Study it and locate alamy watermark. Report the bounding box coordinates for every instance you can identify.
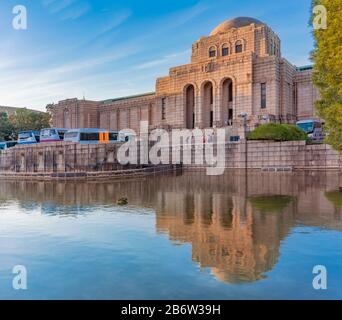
[7,4,327,31]
[3,262,330,292]
[12,5,27,30]
[313,5,327,30]
[312,265,327,290]
[0,265,28,290]
[117,122,228,176]
[1,4,28,30]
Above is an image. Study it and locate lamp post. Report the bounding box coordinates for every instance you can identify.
[238,112,248,205]
[238,112,248,169]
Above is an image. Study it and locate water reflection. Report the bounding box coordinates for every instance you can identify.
[325,190,342,208]
[0,171,341,285]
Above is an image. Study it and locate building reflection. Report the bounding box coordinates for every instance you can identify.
[0,171,341,283]
[155,191,293,283]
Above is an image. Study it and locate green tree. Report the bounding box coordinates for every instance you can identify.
[9,109,51,137]
[0,112,14,141]
[311,0,342,152]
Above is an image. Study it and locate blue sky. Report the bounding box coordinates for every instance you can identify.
[0,0,314,111]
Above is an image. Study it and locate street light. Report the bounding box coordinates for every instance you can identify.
[238,112,248,139]
[238,112,248,212]
[238,112,248,170]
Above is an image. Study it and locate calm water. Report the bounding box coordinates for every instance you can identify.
[0,171,341,300]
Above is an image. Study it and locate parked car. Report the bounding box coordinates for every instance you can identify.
[17,131,41,145]
[296,120,324,142]
[0,141,17,151]
[40,128,68,142]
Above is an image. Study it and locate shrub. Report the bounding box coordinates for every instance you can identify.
[248,123,308,141]
[325,190,342,208]
[248,195,294,213]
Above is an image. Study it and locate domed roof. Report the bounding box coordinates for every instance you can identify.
[210,17,264,36]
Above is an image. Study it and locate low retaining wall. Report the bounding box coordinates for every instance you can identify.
[0,142,181,180]
[168,140,341,171]
[0,141,341,180]
[231,141,341,170]
[0,165,181,181]
[0,142,124,173]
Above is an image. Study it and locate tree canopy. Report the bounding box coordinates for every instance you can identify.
[0,109,50,141]
[311,0,342,152]
[0,112,14,141]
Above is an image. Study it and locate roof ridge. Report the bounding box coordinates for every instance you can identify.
[101,92,155,104]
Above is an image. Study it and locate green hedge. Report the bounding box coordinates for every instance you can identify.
[248,195,294,214]
[248,123,308,141]
[325,191,342,208]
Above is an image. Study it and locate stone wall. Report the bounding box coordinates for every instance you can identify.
[50,99,100,129]
[240,141,341,170]
[176,141,341,170]
[0,141,340,179]
[99,93,156,133]
[0,142,124,174]
[295,69,320,120]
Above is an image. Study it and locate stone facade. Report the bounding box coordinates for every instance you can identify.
[49,99,99,129]
[1,141,340,176]
[50,17,319,132]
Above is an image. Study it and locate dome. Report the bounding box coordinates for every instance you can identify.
[210,17,264,36]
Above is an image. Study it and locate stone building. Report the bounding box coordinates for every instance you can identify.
[50,17,319,132]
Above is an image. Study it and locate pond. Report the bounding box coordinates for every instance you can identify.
[0,171,341,300]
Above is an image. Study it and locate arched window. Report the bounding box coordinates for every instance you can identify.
[209,46,216,58]
[222,44,229,56]
[235,40,243,53]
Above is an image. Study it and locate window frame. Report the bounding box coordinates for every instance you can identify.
[221,44,229,56]
[261,83,267,109]
[235,40,243,53]
[208,46,217,58]
[161,97,166,120]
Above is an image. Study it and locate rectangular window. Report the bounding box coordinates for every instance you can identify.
[80,132,100,141]
[261,83,267,109]
[65,132,78,139]
[161,98,166,120]
[109,132,119,141]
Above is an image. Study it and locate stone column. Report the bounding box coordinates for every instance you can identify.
[194,89,202,128]
[214,85,221,127]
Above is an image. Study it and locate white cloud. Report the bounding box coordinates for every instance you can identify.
[41,0,90,20]
[0,1,210,110]
[49,0,77,14]
[135,50,190,70]
[61,3,91,20]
